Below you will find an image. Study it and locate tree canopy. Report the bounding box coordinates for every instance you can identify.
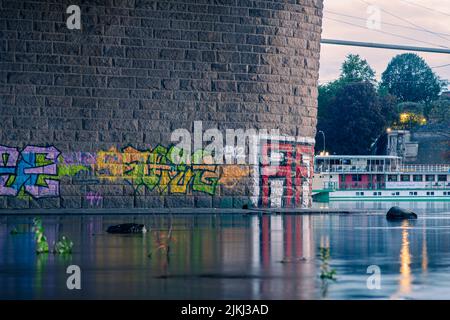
[319,82,392,155]
[380,53,444,103]
[316,53,447,155]
[340,54,376,84]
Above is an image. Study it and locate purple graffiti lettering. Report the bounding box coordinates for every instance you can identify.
[0,145,61,198]
[86,192,102,206]
[0,146,20,196]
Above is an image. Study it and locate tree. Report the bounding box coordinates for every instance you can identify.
[380,53,444,103]
[322,82,388,155]
[340,54,376,84]
[316,54,382,153]
[428,98,450,125]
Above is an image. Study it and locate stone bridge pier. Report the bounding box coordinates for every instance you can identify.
[0,0,323,210]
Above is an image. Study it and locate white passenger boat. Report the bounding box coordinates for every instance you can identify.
[313,155,450,201]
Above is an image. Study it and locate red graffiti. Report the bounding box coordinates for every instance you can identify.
[260,142,314,208]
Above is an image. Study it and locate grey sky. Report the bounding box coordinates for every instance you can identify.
[320,0,450,89]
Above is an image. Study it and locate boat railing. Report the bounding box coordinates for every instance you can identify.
[314,165,398,173]
[400,164,450,173]
[315,164,450,173]
[332,182,450,190]
[329,183,387,190]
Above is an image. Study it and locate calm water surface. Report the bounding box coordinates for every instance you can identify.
[1,201,450,300]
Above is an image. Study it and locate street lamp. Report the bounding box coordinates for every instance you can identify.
[318,130,326,155]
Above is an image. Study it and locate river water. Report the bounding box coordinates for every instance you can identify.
[1,201,450,299]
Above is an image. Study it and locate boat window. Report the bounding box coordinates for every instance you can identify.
[400,175,410,182]
[426,175,435,182]
[352,175,362,182]
[342,159,351,165]
[413,175,423,182]
[438,175,447,182]
[388,175,398,182]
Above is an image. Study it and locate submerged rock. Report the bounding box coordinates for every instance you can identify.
[106,223,147,234]
[386,206,418,220]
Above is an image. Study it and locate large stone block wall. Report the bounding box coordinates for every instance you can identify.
[0,0,323,210]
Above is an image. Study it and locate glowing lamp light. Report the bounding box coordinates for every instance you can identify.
[400,113,409,123]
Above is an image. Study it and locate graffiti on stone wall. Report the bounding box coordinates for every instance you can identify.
[85,192,103,206]
[95,145,222,195]
[252,140,314,208]
[0,145,85,199]
[94,145,250,195]
[0,144,250,199]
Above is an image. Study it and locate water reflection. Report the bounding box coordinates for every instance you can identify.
[0,201,450,299]
[422,224,428,274]
[399,220,412,296]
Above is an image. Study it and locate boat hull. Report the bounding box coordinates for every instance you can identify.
[313,189,450,201]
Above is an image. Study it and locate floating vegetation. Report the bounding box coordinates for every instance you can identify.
[33,218,74,255]
[319,246,337,280]
[33,218,49,254]
[318,245,337,298]
[54,236,74,254]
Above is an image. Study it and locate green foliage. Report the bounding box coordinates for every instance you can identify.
[54,236,74,254]
[33,218,74,255]
[319,82,392,154]
[380,53,444,103]
[33,218,49,254]
[340,54,376,84]
[318,246,337,281]
[428,98,450,125]
[10,227,19,235]
[396,101,425,115]
[316,54,397,154]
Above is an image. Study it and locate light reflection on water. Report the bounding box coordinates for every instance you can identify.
[0,201,450,300]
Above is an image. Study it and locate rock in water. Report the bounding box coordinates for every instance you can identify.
[106,223,147,234]
[386,206,418,220]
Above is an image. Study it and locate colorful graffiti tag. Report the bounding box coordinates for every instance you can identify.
[0,145,61,198]
[253,140,314,208]
[0,144,250,199]
[85,192,103,206]
[1,141,315,207]
[95,145,222,195]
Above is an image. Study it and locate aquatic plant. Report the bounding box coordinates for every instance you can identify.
[319,246,337,281]
[32,218,74,255]
[54,236,74,254]
[10,227,19,235]
[33,218,49,254]
[318,245,337,298]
